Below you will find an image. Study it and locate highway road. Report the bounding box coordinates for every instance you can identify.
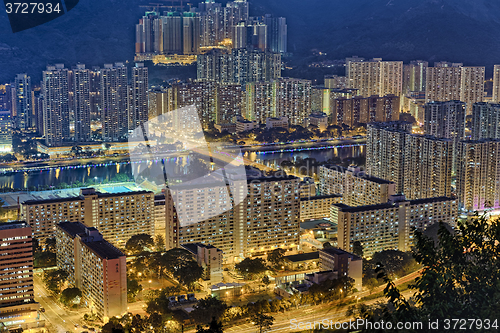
[186,269,420,333]
[33,274,90,333]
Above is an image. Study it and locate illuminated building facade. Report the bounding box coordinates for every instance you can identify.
[165,174,300,263]
[13,74,32,131]
[366,121,412,193]
[0,222,40,330]
[403,135,453,200]
[42,64,70,146]
[332,196,458,257]
[347,58,403,98]
[0,110,12,152]
[493,65,500,103]
[425,62,462,103]
[456,139,500,212]
[21,188,154,247]
[471,102,500,140]
[73,64,91,142]
[100,63,129,142]
[319,165,396,207]
[460,66,485,115]
[56,222,127,322]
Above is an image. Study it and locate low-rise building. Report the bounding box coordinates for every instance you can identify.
[282,252,319,270]
[266,117,289,129]
[319,247,362,291]
[236,119,257,133]
[56,222,127,322]
[304,113,328,131]
[181,243,223,284]
[332,195,458,257]
[214,123,237,134]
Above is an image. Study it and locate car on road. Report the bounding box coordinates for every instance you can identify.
[39,307,45,312]
[74,324,79,328]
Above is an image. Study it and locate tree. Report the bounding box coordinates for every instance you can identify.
[163,248,203,289]
[43,269,69,294]
[154,234,165,252]
[196,317,223,333]
[252,312,274,333]
[262,275,271,289]
[147,313,163,333]
[364,277,378,295]
[352,241,364,257]
[125,234,155,255]
[45,237,56,253]
[235,257,268,279]
[127,277,143,301]
[60,287,82,305]
[190,296,228,325]
[267,248,285,269]
[358,216,500,331]
[322,242,333,249]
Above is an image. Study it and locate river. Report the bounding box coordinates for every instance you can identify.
[0,143,365,191]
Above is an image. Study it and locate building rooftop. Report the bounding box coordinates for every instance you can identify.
[332,202,395,213]
[0,221,29,231]
[83,240,125,259]
[320,247,362,261]
[58,221,88,238]
[300,194,342,202]
[283,251,319,263]
[321,165,394,185]
[300,219,337,230]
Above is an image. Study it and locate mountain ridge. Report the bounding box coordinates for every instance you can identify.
[1,0,499,83]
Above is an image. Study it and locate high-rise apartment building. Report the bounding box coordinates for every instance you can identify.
[165,173,300,263]
[244,81,277,123]
[197,47,281,85]
[366,121,412,193]
[347,58,403,98]
[425,62,462,103]
[324,75,348,89]
[403,135,453,200]
[276,78,311,126]
[0,222,39,330]
[319,165,396,206]
[183,13,201,55]
[223,0,249,40]
[56,222,127,322]
[424,101,466,167]
[263,15,287,53]
[0,110,12,152]
[332,94,400,127]
[493,65,500,103]
[471,102,500,140]
[131,63,149,131]
[42,64,70,146]
[21,188,154,247]
[100,63,129,142]
[300,194,342,222]
[14,74,32,131]
[73,64,91,142]
[456,139,500,212]
[100,63,129,141]
[460,66,485,114]
[402,60,428,95]
[332,196,458,257]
